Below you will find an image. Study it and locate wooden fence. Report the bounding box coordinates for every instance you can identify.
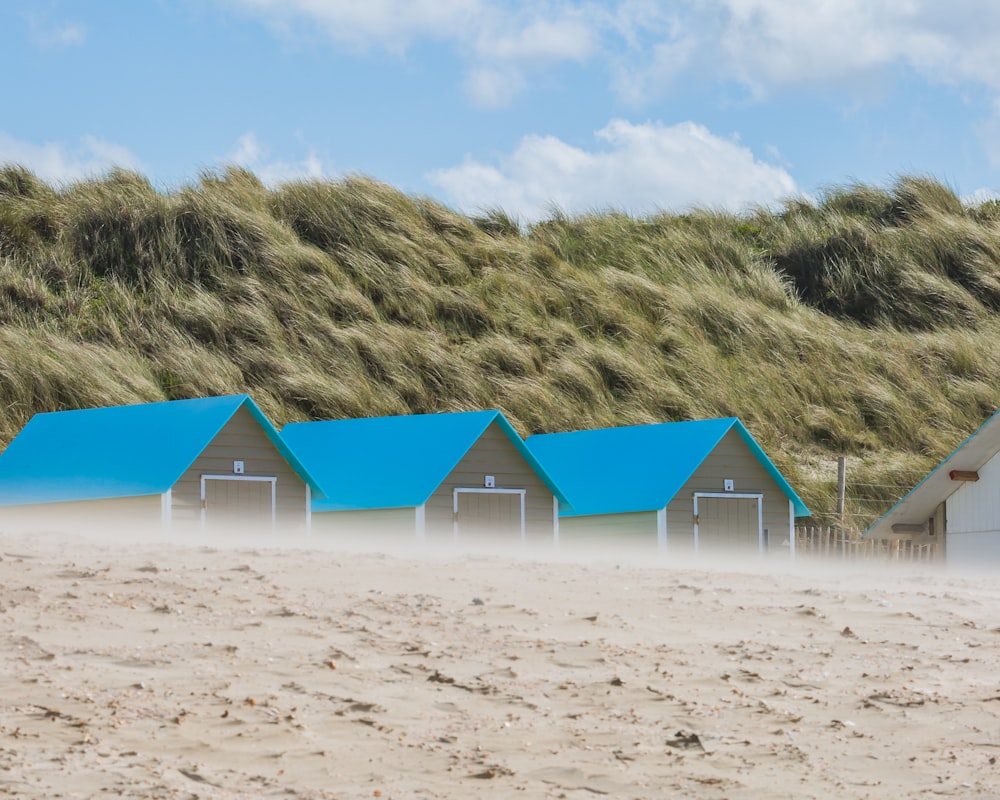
[795,526,940,563]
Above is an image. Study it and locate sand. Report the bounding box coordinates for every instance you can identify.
[1,529,999,799]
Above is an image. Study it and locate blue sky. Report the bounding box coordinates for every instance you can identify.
[3,1,1000,221]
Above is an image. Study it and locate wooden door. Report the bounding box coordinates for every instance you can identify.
[455,490,523,539]
[697,496,760,554]
[203,478,274,527]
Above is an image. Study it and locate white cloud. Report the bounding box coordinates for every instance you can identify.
[428,118,797,221]
[225,132,332,185]
[229,132,263,165]
[474,15,597,62]
[222,0,1000,110]
[707,1,999,93]
[574,1,1000,104]
[601,2,698,104]
[224,0,481,51]
[28,19,87,48]
[976,102,1000,170]
[0,133,141,183]
[223,0,605,106]
[463,66,527,109]
[963,187,1000,207]
[229,0,600,59]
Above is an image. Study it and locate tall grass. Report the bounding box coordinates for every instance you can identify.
[0,166,999,523]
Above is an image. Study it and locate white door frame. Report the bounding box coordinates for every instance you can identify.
[553,496,560,547]
[201,474,277,529]
[453,487,527,542]
[788,498,795,559]
[693,492,764,555]
[160,489,173,530]
[305,484,312,536]
[415,504,427,543]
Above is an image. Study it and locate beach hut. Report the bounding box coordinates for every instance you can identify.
[280,410,569,545]
[866,408,1000,565]
[525,418,810,556]
[0,394,322,531]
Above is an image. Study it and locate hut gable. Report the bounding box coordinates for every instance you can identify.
[280,410,569,514]
[526,418,809,519]
[423,420,557,536]
[172,405,313,524]
[665,427,800,546]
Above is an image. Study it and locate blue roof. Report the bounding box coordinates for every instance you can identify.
[526,418,810,518]
[280,410,570,512]
[0,394,323,506]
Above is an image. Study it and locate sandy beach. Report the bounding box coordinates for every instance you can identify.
[1,528,999,799]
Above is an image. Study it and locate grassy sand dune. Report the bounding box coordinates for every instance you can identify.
[2,166,999,524]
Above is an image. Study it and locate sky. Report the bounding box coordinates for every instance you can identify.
[3,1,1000,222]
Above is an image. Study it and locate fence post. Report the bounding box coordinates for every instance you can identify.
[836,457,846,523]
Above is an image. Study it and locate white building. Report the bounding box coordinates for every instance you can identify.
[866,409,1000,565]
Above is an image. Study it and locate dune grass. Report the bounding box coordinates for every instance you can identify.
[1,166,999,525]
